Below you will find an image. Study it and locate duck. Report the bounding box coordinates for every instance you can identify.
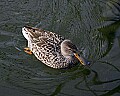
[22,26,90,69]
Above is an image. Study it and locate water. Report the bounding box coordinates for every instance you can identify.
[0,0,120,96]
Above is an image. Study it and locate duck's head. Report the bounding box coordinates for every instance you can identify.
[61,40,90,65]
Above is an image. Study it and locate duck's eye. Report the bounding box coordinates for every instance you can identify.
[67,47,72,51]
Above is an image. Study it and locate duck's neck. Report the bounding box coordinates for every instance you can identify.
[64,55,78,64]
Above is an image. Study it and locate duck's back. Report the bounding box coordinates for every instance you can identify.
[29,29,70,68]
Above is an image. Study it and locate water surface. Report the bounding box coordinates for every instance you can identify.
[0,0,120,96]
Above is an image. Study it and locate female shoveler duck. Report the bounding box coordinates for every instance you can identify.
[22,26,90,69]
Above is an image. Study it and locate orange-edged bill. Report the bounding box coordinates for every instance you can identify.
[74,53,90,65]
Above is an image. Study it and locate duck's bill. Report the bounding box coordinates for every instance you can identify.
[74,53,90,65]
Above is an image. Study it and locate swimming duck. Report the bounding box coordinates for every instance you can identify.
[22,26,90,69]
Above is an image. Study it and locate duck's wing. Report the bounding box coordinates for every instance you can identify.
[30,28,65,52]
[27,27,65,64]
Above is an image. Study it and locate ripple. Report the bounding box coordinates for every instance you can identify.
[0,0,120,96]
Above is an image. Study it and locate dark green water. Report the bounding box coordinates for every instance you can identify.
[0,0,120,96]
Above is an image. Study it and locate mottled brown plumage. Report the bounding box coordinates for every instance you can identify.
[22,26,90,69]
